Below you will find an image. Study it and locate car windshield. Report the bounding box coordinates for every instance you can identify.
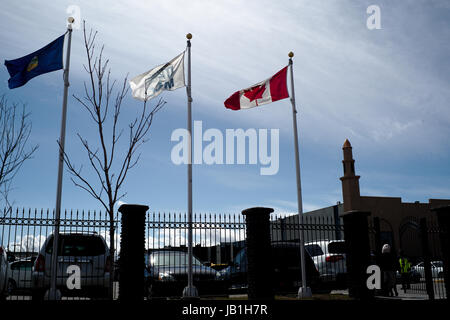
[149,251,203,267]
[11,261,33,270]
[305,244,324,257]
[45,235,106,256]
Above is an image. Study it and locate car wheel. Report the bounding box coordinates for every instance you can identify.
[146,283,160,300]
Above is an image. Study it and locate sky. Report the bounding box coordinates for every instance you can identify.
[0,0,449,217]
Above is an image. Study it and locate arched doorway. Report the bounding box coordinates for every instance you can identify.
[378,218,395,253]
[398,216,421,259]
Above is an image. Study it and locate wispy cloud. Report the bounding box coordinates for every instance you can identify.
[0,0,449,214]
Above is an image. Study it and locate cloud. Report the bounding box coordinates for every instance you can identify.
[7,234,46,252]
[1,1,449,215]
[2,1,449,149]
[146,226,246,249]
[369,119,422,142]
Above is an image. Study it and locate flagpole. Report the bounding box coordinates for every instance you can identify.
[183,33,198,299]
[288,52,312,299]
[48,17,74,300]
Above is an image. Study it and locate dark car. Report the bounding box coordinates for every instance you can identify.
[217,242,321,294]
[144,250,219,298]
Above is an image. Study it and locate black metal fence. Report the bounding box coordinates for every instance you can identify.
[145,212,345,265]
[400,217,446,300]
[1,209,349,300]
[0,208,120,300]
[144,212,347,298]
[1,208,447,300]
[368,216,446,300]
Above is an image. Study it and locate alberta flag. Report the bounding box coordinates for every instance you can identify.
[4,34,65,89]
[224,66,289,110]
[129,52,185,101]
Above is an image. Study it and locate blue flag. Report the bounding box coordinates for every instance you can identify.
[4,34,65,89]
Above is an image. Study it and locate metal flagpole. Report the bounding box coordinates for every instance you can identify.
[48,17,74,300]
[183,33,198,298]
[288,52,312,299]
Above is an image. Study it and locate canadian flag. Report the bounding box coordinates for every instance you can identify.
[224,66,289,110]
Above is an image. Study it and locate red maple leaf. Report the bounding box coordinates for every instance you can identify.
[243,84,266,102]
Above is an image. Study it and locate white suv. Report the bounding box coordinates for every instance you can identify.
[304,240,347,284]
[31,232,111,300]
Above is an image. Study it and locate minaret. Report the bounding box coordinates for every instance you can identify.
[340,139,361,212]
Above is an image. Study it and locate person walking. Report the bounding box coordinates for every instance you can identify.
[398,250,411,292]
[379,244,399,297]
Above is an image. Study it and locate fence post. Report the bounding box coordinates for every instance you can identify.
[339,210,371,300]
[420,217,435,300]
[118,204,148,301]
[242,207,274,300]
[431,205,450,301]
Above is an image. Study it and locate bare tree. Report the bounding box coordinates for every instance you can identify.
[62,22,165,297]
[0,96,38,221]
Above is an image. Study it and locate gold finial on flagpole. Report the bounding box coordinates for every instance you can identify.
[67,17,75,30]
[288,51,294,58]
[186,33,192,40]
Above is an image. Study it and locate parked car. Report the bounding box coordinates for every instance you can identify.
[217,242,321,294]
[304,240,347,286]
[0,245,11,300]
[144,250,218,298]
[8,257,36,292]
[411,260,444,279]
[32,232,111,300]
[396,268,421,283]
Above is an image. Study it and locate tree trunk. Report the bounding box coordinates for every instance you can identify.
[109,209,115,300]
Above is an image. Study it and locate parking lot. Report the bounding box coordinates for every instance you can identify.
[1,209,448,302]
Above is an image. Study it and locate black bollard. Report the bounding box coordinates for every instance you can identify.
[340,210,371,300]
[431,205,450,301]
[242,207,274,300]
[118,204,148,301]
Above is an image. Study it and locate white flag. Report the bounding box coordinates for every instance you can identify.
[129,51,185,101]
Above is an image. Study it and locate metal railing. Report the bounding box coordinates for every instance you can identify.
[144,212,347,298]
[1,209,349,300]
[368,216,446,300]
[1,208,120,301]
[402,218,446,300]
[4,208,446,300]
